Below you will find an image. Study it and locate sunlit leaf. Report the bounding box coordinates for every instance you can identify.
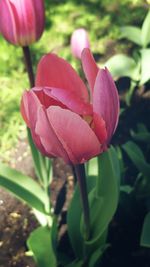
[140,49,150,85]
[105,54,139,80]
[86,157,98,176]
[0,162,48,214]
[141,10,150,47]
[121,26,141,46]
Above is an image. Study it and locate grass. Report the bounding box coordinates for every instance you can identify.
[0,0,148,160]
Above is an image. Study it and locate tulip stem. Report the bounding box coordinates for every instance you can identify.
[22,46,35,87]
[71,164,77,183]
[74,164,90,240]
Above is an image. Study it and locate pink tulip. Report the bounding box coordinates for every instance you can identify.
[0,0,45,46]
[71,28,90,59]
[21,48,119,164]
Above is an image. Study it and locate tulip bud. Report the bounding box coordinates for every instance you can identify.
[71,28,90,59]
[0,0,45,47]
[21,49,119,165]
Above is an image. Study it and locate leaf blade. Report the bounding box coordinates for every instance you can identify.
[27,226,57,267]
[121,26,141,46]
[0,162,47,214]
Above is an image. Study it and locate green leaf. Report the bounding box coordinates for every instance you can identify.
[105,54,139,80]
[140,49,150,85]
[140,212,150,248]
[27,226,57,267]
[67,182,83,258]
[122,141,150,178]
[141,10,150,47]
[131,123,150,143]
[121,26,141,46]
[65,259,83,267]
[86,157,98,176]
[68,148,120,261]
[88,244,109,267]
[0,162,48,214]
[137,123,148,132]
[27,128,52,187]
[85,147,120,249]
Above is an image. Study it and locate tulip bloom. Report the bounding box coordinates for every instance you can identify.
[71,28,90,59]
[21,48,119,164]
[0,0,45,46]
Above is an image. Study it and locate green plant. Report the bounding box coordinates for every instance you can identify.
[105,10,150,105]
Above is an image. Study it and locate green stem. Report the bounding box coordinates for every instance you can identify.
[22,46,35,87]
[74,164,90,240]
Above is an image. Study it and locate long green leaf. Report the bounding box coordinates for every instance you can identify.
[140,49,150,85]
[131,123,150,143]
[0,162,48,214]
[85,147,120,247]
[122,141,150,177]
[141,10,150,47]
[121,26,141,46]
[27,128,52,187]
[105,54,139,80]
[140,212,150,247]
[27,226,57,267]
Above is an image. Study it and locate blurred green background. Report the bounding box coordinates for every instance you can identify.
[0,0,148,160]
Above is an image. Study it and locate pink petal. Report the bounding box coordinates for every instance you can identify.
[30,0,45,41]
[33,87,92,115]
[93,112,107,147]
[0,0,44,46]
[21,90,48,156]
[46,106,101,164]
[35,106,70,162]
[93,68,120,143]
[81,48,99,94]
[32,87,67,109]
[71,28,90,59]
[20,91,30,128]
[35,53,89,102]
[0,0,16,44]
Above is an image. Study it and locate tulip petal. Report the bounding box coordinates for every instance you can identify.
[93,68,119,143]
[71,28,90,59]
[46,106,101,164]
[81,48,99,94]
[20,91,30,128]
[36,53,89,102]
[35,106,70,162]
[0,0,16,44]
[93,112,107,147]
[21,90,48,156]
[31,0,45,41]
[33,87,92,115]
[0,0,44,46]
[32,87,67,109]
